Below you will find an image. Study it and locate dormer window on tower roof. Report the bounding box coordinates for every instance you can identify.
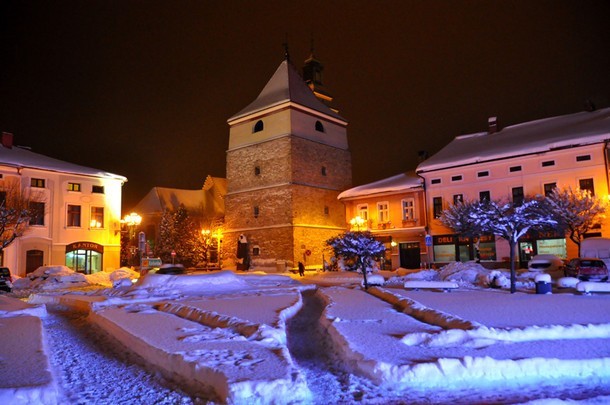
[315,120,325,133]
[253,120,264,133]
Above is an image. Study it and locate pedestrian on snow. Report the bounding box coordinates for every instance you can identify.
[298,262,305,277]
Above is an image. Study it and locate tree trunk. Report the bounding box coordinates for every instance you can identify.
[509,241,517,294]
[360,258,369,290]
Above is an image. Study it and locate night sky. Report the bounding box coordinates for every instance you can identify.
[2,1,609,210]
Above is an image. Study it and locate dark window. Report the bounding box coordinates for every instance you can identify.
[0,191,6,207]
[453,194,463,205]
[509,166,522,172]
[92,185,104,194]
[512,187,524,206]
[576,154,591,162]
[252,246,260,256]
[29,201,45,226]
[479,191,490,202]
[321,166,327,176]
[544,183,557,197]
[541,160,555,167]
[68,183,81,192]
[579,178,595,195]
[254,166,261,176]
[67,205,81,227]
[451,175,463,182]
[253,120,264,133]
[477,171,489,178]
[431,178,441,185]
[253,206,259,218]
[324,206,329,215]
[315,121,325,132]
[433,197,443,218]
[31,178,45,188]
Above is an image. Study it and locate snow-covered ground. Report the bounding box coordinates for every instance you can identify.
[1,263,610,404]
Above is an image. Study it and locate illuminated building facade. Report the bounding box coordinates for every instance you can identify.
[224,56,351,270]
[416,109,610,267]
[338,172,428,270]
[0,132,125,276]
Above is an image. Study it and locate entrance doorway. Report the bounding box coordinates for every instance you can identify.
[65,242,104,274]
[399,242,421,269]
[26,250,44,274]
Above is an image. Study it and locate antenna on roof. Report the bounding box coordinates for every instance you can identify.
[282,34,290,62]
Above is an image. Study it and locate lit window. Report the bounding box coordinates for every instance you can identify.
[67,205,81,227]
[357,204,368,221]
[29,202,45,226]
[315,121,325,132]
[377,202,389,223]
[68,183,81,192]
[402,198,415,221]
[31,178,45,188]
[90,207,104,228]
[92,185,104,194]
[253,120,264,133]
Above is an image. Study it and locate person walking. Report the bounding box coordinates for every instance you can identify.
[298,261,305,277]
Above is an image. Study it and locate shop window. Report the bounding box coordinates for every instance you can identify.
[29,201,45,226]
[67,204,81,227]
[253,120,264,133]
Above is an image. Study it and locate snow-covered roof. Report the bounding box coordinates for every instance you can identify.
[0,144,127,181]
[338,171,422,200]
[132,176,226,216]
[228,59,346,123]
[417,107,610,173]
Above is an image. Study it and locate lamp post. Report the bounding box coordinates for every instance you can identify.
[212,229,223,268]
[350,215,365,231]
[121,212,142,266]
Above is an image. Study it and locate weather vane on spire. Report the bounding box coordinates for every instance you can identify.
[282,34,290,62]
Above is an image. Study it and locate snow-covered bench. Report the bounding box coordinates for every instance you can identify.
[576,281,610,295]
[403,280,459,292]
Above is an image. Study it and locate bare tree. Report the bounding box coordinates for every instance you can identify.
[0,178,40,252]
[544,187,607,256]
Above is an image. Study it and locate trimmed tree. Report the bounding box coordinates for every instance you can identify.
[155,206,205,267]
[543,187,607,256]
[0,179,37,254]
[441,199,556,293]
[326,231,386,289]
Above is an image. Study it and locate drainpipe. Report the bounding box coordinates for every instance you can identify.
[416,170,431,268]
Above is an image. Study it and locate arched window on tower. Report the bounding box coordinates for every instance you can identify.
[315,120,325,133]
[253,120,264,133]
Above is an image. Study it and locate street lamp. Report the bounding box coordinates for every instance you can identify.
[121,212,142,266]
[212,229,223,268]
[350,216,365,231]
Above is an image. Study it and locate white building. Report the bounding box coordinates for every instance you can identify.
[416,108,610,267]
[0,132,126,276]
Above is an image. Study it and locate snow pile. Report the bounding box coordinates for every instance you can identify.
[12,266,88,291]
[84,267,140,288]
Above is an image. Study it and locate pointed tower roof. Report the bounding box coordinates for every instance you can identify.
[228,60,346,123]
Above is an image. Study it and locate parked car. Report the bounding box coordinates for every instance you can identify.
[154,264,187,275]
[564,258,609,281]
[527,254,564,273]
[0,267,13,292]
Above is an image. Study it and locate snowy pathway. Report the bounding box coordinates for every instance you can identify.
[43,309,196,404]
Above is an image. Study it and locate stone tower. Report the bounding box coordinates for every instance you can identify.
[224,56,351,271]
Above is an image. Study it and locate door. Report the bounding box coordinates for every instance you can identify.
[399,242,421,269]
[26,250,44,274]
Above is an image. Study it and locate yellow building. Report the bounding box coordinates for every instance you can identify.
[0,132,126,276]
[338,172,427,270]
[416,109,610,267]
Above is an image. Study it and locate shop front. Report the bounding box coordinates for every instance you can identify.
[66,241,104,274]
[518,230,566,268]
[433,234,496,264]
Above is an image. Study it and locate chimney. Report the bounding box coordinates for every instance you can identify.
[488,117,498,134]
[1,132,14,149]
